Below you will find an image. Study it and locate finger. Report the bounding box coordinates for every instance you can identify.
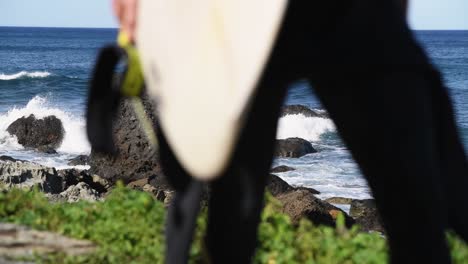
[112,0,124,28]
[123,0,138,42]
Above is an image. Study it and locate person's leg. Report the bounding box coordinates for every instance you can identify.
[310,69,451,264]
[159,2,315,261]
[158,130,204,264]
[203,4,303,260]
[204,59,293,264]
[293,0,462,262]
[428,69,468,242]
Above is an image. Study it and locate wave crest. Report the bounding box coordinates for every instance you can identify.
[276,114,336,141]
[0,96,90,154]
[0,71,52,81]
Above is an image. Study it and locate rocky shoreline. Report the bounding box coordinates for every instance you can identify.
[0,99,383,259]
[0,155,381,230]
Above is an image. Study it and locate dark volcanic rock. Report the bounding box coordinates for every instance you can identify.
[0,159,109,197]
[0,159,63,193]
[0,156,18,162]
[270,165,296,173]
[325,197,354,204]
[280,105,328,118]
[276,189,354,227]
[266,174,294,196]
[127,175,174,204]
[89,95,163,185]
[267,174,320,196]
[295,186,320,195]
[67,155,90,166]
[57,169,109,194]
[57,182,102,203]
[36,146,58,154]
[350,199,385,233]
[7,115,64,151]
[275,137,317,158]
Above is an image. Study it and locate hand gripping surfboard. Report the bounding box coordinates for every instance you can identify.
[136,0,287,180]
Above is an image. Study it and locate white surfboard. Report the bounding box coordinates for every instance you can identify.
[136,0,287,180]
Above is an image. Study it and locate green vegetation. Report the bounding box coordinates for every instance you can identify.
[0,185,467,263]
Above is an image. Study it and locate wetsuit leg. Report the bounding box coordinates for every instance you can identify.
[429,71,468,242]
[160,0,468,263]
[309,69,452,264]
[204,63,292,264]
[160,3,300,261]
[158,130,204,264]
[288,0,464,262]
[203,7,301,260]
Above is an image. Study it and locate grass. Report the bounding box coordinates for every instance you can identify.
[0,184,466,263]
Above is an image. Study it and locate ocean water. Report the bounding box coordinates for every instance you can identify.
[0,27,116,168]
[1,27,467,199]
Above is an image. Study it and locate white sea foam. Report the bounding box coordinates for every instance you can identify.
[0,96,90,155]
[272,160,372,200]
[276,114,336,141]
[274,108,370,199]
[0,71,52,80]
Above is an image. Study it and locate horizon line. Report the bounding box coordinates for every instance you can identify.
[1,25,467,31]
[0,25,118,30]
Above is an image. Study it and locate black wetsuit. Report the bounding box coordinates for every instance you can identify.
[160,0,468,263]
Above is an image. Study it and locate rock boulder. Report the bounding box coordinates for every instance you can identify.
[270,165,296,173]
[0,159,62,193]
[67,155,90,166]
[276,189,354,227]
[275,137,317,158]
[325,197,354,204]
[7,115,64,152]
[57,182,102,203]
[280,105,328,118]
[349,199,384,233]
[89,95,164,185]
[266,174,295,196]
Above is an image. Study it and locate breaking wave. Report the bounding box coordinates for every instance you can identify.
[0,71,52,81]
[277,114,336,141]
[0,96,90,154]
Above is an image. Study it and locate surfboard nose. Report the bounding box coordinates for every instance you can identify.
[136,0,287,180]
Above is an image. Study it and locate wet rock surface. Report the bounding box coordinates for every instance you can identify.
[56,182,102,202]
[0,156,21,162]
[325,197,354,204]
[0,159,62,193]
[7,115,64,152]
[276,189,354,227]
[266,174,295,196]
[275,137,317,158]
[89,95,164,185]
[267,174,320,197]
[67,155,90,166]
[266,174,355,228]
[350,199,384,233]
[0,159,108,202]
[280,105,328,118]
[127,176,174,205]
[57,169,109,195]
[270,165,296,173]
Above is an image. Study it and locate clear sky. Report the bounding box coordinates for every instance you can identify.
[409,0,468,29]
[0,0,467,30]
[0,0,117,28]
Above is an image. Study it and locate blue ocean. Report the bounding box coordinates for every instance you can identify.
[1,27,467,200]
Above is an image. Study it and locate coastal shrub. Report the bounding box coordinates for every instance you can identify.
[0,184,166,263]
[0,186,467,263]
